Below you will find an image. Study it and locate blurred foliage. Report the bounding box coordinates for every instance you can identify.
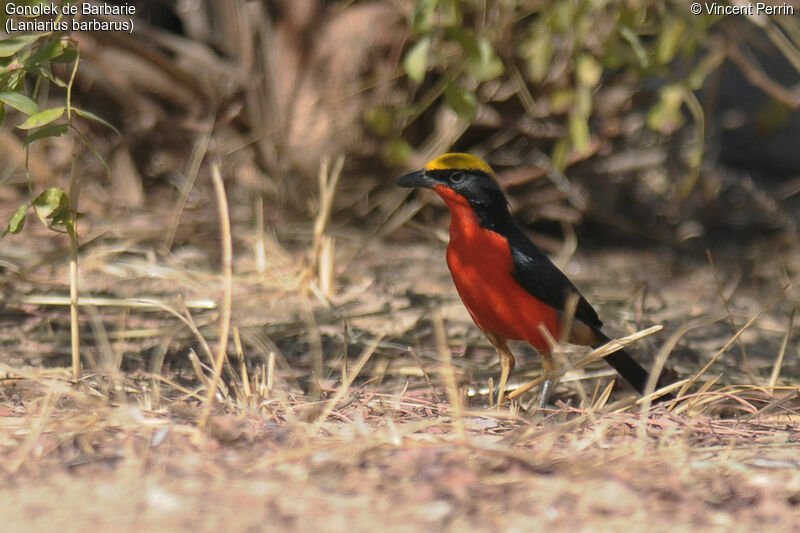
[396,0,712,164]
[1,0,798,230]
[390,0,797,192]
[1,4,115,237]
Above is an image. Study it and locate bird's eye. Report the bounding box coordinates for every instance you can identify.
[450,172,465,184]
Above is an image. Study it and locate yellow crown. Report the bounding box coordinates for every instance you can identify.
[424,153,495,177]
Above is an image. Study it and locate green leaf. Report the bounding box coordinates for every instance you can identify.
[445,82,477,120]
[466,37,504,82]
[646,85,686,134]
[23,123,69,147]
[657,18,686,65]
[32,188,71,229]
[0,34,42,58]
[52,46,78,64]
[569,115,592,155]
[575,54,602,87]
[619,26,649,70]
[404,37,431,83]
[440,0,462,27]
[384,137,413,166]
[521,30,552,83]
[28,38,67,66]
[552,1,576,32]
[551,137,570,172]
[363,106,393,136]
[411,0,438,34]
[0,104,5,128]
[575,85,592,117]
[26,65,68,88]
[0,91,39,116]
[3,205,29,236]
[569,114,591,155]
[73,107,120,135]
[550,89,574,114]
[17,106,64,129]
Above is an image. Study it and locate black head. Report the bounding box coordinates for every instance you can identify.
[396,153,511,230]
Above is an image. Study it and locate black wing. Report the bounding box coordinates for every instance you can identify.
[504,222,603,330]
[503,222,676,401]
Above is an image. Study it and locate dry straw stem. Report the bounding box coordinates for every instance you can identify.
[312,334,383,435]
[8,388,58,473]
[502,394,649,446]
[671,375,725,416]
[432,310,467,444]
[408,347,443,404]
[719,34,800,110]
[637,322,693,415]
[743,386,800,421]
[592,380,616,410]
[14,295,216,309]
[68,158,81,380]
[199,163,234,431]
[636,322,697,454]
[505,325,663,401]
[162,114,215,251]
[254,195,267,274]
[131,297,216,370]
[300,290,325,401]
[311,155,345,272]
[232,327,252,404]
[742,11,800,74]
[679,283,790,398]
[547,294,594,411]
[706,250,752,375]
[769,306,795,392]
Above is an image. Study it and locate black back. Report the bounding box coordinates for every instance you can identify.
[429,168,602,329]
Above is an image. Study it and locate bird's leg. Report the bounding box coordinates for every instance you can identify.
[484,331,515,405]
[538,351,556,409]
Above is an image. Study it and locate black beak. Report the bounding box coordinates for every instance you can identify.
[396,170,436,189]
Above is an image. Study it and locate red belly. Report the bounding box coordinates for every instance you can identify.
[438,187,559,353]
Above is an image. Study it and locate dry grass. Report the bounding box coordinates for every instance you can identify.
[0,164,798,531]
[1,5,799,528]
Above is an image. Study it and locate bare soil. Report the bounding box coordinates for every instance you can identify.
[1,201,799,532]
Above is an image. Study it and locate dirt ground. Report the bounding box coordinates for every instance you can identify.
[2,1,800,529]
[1,198,799,532]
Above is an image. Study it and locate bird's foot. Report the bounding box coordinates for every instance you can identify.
[491,383,504,406]
[538,379,553,410]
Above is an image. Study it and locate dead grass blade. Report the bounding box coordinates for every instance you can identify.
[671,374,724,415]
[637,323,693,429]
[592,380,615,410]
[432,310,467,444]
[232,327,252,405]
[706,250,752,376]
[311,155,345,272]
[200,163,234,431]
[408,348,443,404]
[14,295,216,309]
[162,113,215,251]
[8,388,58,474]
[680,283,789,396]
[312,334,384,435]
[300,290,325,401]
[506,325,663,401]
[769,306,795,392]
[68,159,81,380]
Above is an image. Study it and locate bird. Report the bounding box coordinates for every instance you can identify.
[397,153,668,407]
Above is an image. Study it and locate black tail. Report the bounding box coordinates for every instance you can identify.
[594,331,674,402]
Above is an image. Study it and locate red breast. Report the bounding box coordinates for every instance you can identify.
[435,185,560,353]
